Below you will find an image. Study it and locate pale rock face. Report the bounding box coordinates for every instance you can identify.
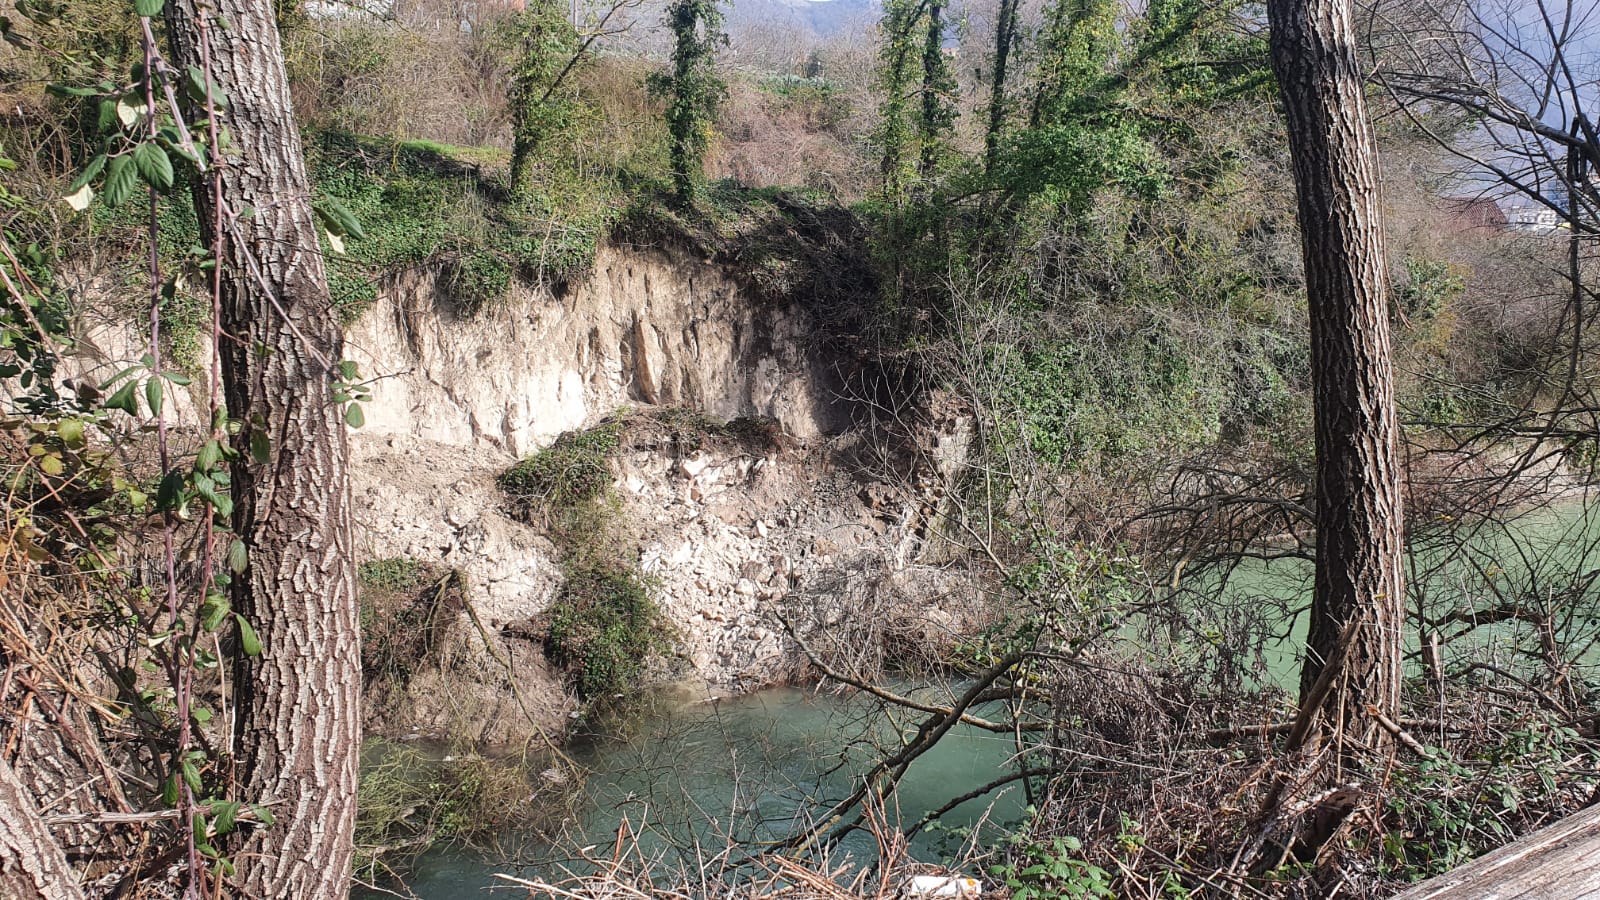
[343,243,847,456]
[62,243,979,742]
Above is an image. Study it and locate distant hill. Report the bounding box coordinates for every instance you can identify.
[724,0,879,41]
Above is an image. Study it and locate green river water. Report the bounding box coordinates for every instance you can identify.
[366,685,1028,898]
[362,500,1600,898]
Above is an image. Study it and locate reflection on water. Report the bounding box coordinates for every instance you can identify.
[370,685,1028,899]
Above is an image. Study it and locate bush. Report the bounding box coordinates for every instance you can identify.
[544,560,668,700]
[357,558,462,686]
[498,417,671,701]
[497,420,624,512]
[990,318,1233,470]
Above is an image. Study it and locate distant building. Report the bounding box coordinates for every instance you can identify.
[1503,204,1564,232]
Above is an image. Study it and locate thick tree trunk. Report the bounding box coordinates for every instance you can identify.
[1267,0,1404,754]
[0,755,86,900]
[161,0,361,896]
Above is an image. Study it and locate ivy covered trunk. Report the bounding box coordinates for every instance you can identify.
[1268,0,1404,759]
[161,0,361,894]
[984,0,1020,171]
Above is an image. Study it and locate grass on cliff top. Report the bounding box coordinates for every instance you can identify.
[308,130,640,318]
[90,132,873,354]
[616,180,877,318]
[314,148,874,322]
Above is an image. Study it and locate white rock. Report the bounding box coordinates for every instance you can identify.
[904,875,981,898]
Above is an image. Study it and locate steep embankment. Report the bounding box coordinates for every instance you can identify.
[344,239,979,744]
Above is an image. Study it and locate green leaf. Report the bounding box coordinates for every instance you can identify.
[249,430,270,464]
[155,469,184,510]
[102,154,139,208]
[133,141,173,192]
[45,82,99,98]
[69,154,106,192]
[161,772,180,807]
[227,538,248,575]
[200,591,230,631]
[211,800,241,835]
[343,404,364,428]
[314,199,366,240]
[184,65,228,110]
[195,439,222,472]
[144,376,164,415]
[249,804,275,827]
[133,0,163,16]
[56,418,85,446]
[181,758,202,792]
[104,379,140,416]
[236,614,262,656]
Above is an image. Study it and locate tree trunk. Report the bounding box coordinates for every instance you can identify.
[161,0,362,896]
[1267,0,1404,756]
[985,0,1020,171]
[918,0,948,180]
[0,755,86,900]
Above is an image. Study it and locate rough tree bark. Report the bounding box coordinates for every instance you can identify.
[1267,0,1405,756]
[0,755,86,900]
[161,0,361,895]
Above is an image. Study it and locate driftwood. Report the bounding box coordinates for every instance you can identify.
[1391,803,1600,899]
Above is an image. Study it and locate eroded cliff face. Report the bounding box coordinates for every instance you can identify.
[66,240,972,744]
[343,239,982,743]
[343,243,849,455]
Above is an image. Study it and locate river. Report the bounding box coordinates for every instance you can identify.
[360,498,1600,898]
[362,684,1029,898]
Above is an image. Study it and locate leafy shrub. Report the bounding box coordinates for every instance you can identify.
[990,320,1232,469]
[448,249,513,310]
[498,417,671,701]
[497,420,623,512]
[1381,723,1600,879]
[544,560,668,699]
[991,833,1115,900]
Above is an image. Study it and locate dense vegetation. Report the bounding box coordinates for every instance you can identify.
[3,0,1600,896]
